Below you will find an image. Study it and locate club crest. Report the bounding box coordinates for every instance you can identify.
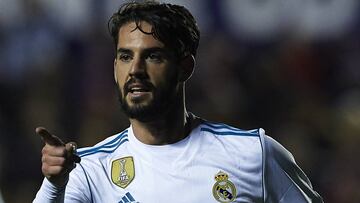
[212,171,237,203]
[111,156,135,188]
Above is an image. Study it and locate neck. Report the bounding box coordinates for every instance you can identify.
[129,88,192,145]
[130,105,189,145]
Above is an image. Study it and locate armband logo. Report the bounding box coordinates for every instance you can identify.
[212,171,237,203]
[111,156,135,188]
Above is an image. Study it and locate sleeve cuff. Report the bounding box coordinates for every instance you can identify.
[33,178,66,203]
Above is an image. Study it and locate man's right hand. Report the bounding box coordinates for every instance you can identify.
[36,127,81,188]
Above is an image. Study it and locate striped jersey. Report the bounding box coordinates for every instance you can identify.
[34,119,323,203]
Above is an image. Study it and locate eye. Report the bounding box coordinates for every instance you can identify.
[119,53,132,62]
[147,53,163,63]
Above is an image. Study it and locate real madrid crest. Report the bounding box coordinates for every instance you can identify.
[111,156,135,188]
[212,171,237,203]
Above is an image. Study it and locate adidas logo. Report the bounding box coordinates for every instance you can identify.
[118,192,139,203]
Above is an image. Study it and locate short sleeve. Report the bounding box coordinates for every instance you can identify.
[259,129,323,203]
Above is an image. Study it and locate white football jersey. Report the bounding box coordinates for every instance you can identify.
[34,119,323,203]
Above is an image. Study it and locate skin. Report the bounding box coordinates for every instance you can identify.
[36,127,80,188]
[36,21,196,187]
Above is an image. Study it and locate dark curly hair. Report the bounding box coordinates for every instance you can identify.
[108,1,200,59]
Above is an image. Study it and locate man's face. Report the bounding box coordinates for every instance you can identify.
[114,21,180,121]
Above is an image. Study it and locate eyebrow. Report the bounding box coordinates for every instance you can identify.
[117,48,133,55]
[116,47,170,56]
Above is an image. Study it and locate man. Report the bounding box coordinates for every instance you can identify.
[34,1,323,203]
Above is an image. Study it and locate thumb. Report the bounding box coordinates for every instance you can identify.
[36,127,64,146]
[65,142,81,163]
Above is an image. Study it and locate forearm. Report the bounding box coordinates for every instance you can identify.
[33,178,65,203]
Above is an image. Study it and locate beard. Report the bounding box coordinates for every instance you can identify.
[116,77,179,122]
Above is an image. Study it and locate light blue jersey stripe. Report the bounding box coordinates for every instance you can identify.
[77,130,128,157]
[203,122,243,131]
[201,127,259,137]
[204,122,258,134]
[78,134,128,156]
[201,122,259,137]
[79,138,129,157]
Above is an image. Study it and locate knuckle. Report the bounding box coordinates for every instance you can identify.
[58,157,66,166]
[41,147,47,154]
[42,164,48,174]
[52,166,63,174]
[41,155,47,163]
[43,165,64,176]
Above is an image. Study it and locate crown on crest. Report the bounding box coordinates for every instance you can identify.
[214,171,229,181]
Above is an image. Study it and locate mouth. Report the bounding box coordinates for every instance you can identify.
[128,86,150,94]
[125,82,152,100]
[127,83,151,93]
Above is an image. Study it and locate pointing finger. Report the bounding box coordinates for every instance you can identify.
[36,127,64,146]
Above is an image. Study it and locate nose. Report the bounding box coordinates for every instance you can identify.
[129,56,147,79]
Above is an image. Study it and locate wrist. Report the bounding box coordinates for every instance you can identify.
[46,174,69,190]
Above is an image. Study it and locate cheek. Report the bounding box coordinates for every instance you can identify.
[114,69,127,91]
[149,65,178,87]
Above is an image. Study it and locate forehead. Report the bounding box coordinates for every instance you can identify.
[117,21,165,49]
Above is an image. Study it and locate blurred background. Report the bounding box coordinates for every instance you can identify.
[0,0,360,202]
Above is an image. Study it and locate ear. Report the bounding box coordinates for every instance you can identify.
[114,58,118,83]
[178,55,195,82]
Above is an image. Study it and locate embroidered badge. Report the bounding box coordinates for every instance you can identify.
[212,171,237,203]
[111,156,135,188]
